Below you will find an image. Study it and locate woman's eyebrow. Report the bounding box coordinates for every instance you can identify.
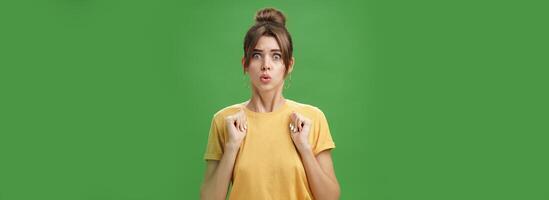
[252,48,281,52]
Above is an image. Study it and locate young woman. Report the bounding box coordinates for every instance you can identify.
[200,8,340,200]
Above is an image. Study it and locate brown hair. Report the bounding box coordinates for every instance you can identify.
[243,8,293,76]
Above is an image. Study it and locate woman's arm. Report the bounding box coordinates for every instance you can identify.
[290,112,340,200]
[201,109,247,200]
[200,144,240,200]
[297,147,341,200]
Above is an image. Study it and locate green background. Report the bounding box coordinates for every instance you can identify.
[1,0,547,199]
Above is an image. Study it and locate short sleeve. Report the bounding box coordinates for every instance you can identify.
[312,108,336,155]
[203,115,225,160]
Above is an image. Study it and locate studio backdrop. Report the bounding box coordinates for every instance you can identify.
[1,0,547,199]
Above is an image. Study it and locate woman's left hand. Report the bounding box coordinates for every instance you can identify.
[289,112,312,151]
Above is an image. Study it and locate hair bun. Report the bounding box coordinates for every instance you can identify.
[255,8,286,26]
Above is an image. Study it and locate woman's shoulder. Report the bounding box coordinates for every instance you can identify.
[286,99,326,118]
[211,102,246,120]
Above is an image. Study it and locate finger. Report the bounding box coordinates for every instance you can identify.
[296,112,305,132]
[289,123,293,133]
[243,117,248,131]
[239,118,245,132]
[297,117,303,132]
[294,116,299,133]
[228,116,237,128]
[289,112,294,132]
[242,113,248,131]
[289,123,292,132]
[290,123,297,133]
[234,117,241,132]
[237,109,246,132]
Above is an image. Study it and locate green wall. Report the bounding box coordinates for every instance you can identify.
[1,0,547,199]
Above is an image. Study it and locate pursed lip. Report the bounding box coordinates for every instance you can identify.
[260,74,272,79]
[259,74,272,83]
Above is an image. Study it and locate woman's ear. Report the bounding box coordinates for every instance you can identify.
[242,57,247,74]
[288,57,295,74]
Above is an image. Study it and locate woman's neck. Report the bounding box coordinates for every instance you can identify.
[246,88,286,113]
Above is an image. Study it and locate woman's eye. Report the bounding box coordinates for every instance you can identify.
[273,54,281,60]
[252,53,261,59]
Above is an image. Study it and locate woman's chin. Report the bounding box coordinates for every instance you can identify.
[253,83,281,92]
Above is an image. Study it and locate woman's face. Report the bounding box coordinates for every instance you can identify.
[244,36,293,93]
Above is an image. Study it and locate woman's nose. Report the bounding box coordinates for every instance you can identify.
[261,63,271,71]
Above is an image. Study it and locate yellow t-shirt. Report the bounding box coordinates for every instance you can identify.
[203,99,336,200]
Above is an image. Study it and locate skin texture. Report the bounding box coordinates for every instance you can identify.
[200,36,340,200]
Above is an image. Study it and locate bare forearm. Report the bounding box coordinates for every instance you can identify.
[201,144,240,200]
[297,146,340,200]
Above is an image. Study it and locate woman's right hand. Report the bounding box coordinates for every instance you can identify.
[224,108,248,148]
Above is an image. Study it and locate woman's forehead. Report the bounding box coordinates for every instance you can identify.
[254,36,280,51]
